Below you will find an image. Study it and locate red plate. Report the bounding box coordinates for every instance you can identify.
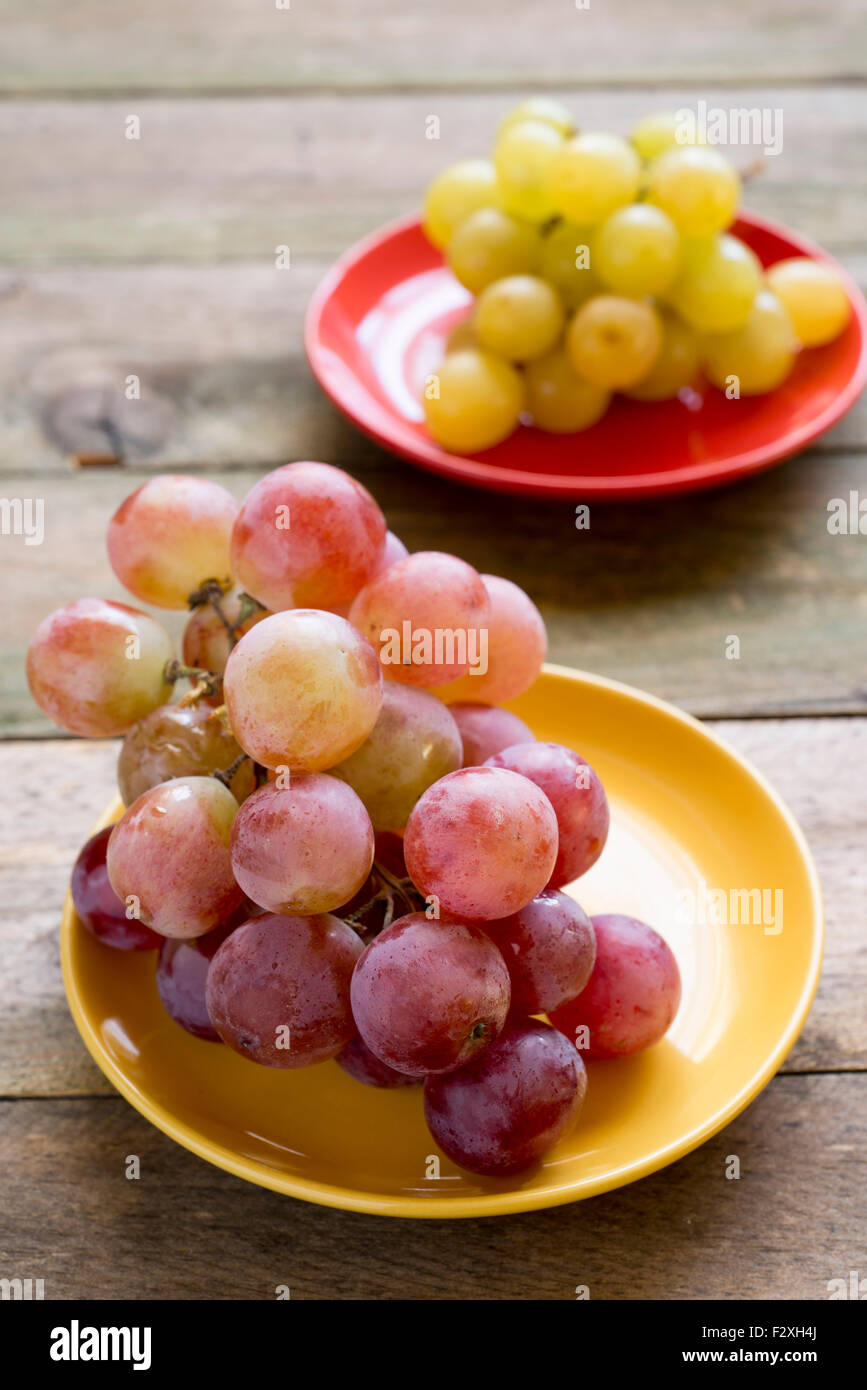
[305,212,867,500]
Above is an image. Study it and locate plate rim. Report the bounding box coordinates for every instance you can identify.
[61,664,824,1219]
[304,210,867,500]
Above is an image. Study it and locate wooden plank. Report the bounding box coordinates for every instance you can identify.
[0,718,863,1098]
[0,87,864,266]
[1,1,865,93]
[0,1074,863,1298]
[3,454,867,732]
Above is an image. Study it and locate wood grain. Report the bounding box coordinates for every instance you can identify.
[1,718,863,1099]
[2,0,865,94]
[0,1073,863,1298]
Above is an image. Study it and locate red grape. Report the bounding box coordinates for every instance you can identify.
[117,702,254,805]
[182,585,269,680]
[336,1035,420,1089]
[107,475,238,609]
[350,913,511,1077]
[206,912,363,1067]
[71,827,161,951]
[155,913,243,1041]
[485,742,609,886]
[550,913,681,1059]
[439,574,547,704]
[449,702,536,767]
[424,1019,587,1176]
[484,889,596,1015]
[403,766,558,920]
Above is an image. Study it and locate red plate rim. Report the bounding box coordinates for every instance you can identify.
[305,210,867,501]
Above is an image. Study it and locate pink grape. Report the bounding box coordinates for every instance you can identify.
[485,742,609,886]
[117,702,255,806]
[330,683,462,832]
[350,913,511,1077]
[423,1019,587,1176]
[71,827,161,951]
[156,912,244,1041]
[230,461,386,611]
[348,551,490,688]
[182,585,269,680]
[403,766,558,920]
[223,609,383,772]
[26,598,174,737]
[449,702,536,767]
[107,475,238,609]
[438,574,547,704]
[550,913,681,1059]
[336,1035,420,1088]
[377,530,409,572]
[107,775,242,938]
[206,912,363,1067]
[483,890,596,1014]
[230,775,374,915]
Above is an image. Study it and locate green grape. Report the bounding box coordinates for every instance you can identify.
[499,97,575,138]
[648,146,740,237]
[423,159,500,250]
[701,289,797,395]
[493,119,564,224]
[765,257,852,347]
[445,316,478,354]
[548,132,641,225]
[669,233,762,333]
[594,203,682,296]
[537,220,600,309]
[525,348,611,432]
[423,348,525,453]
[631,111,682,162]
[626,311,700,400]
[566,294,663,389]
[474,275,565,362]
[447,207,539,294]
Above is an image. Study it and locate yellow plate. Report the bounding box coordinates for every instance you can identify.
[61,665,823,1218]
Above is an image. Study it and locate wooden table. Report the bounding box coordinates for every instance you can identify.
[1,1,865,1300]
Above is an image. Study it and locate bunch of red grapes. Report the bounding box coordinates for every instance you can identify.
[30,463,681,1177]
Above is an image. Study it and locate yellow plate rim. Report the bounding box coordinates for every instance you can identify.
[60,664,824,1218]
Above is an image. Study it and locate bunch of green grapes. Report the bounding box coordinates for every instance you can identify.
[421,99,853,453]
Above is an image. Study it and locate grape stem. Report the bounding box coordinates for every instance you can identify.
[187,579,267,650]
[212,753,250,789]
[341,860,424,935]
[163,659,222,698]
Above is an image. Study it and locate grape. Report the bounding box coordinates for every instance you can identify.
[445,316,478,354]
[626,311,700,401]
[182,585,269,681]
[483,889,596,1014]
[702,289,797,395]
[71,827,161,951]
[336,1035,420,1088]
[348,550,491,688]
[438,573,547,704]
[548,132,641,225]
[350,913,511,1076]
[423,348,525,454]
[550,913,681,1058]
[630,111,688,162]
[484,742,609,886]
[230,461,386,613]
[223,609,383,771]
[106,475,238,610]
[423,1019,587,1176]
[474,275,565,361]
[423,159,500,250]
[537,221,600,310]
[765,257,852,347]
[493,118,563,224]
[377,530,409,572]
[499,97,575,138]
[449,703,536,768]
[107,776,243,939]
[156,913,243,1041]
[117,702,255,806]
[668,234,762,333]
[594,203,682,296]
[373,830,408,879]
[525,348,611,433]
[648,146,740,237]
[566,295,663,390]
[330,683,462,832]
[403,766,558,920]
[230,775,374,915]
[26,598,174,738]
[447,208,539,295]
[206,912,363,1067]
